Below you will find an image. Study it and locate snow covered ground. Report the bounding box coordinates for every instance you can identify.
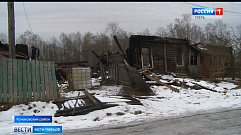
[0,76,241,134]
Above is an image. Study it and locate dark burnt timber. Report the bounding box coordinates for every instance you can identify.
[0,41,40,60]
[53,90,118,117]
[139,69,179,92]
[126,35,234,79]
[92,36,152,96]
[55,61,89,82]
[127,35,189,74]
[55,61,89,68]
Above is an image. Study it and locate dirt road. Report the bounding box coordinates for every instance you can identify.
[63,107,241,135]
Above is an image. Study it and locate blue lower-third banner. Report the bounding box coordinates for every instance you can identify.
[33,126,62,133]
[14,115,52,123]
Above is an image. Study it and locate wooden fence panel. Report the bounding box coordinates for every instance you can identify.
[36,61,41,101]
[0,58,58,104]
[17,59,23,103]
[31,60,37,101]
[40,62,45,101]
[2,58,7,102]
[48,61,54,99]
[22,60,28,102]
[51,62,58,99]
[44,61,50,100]
[8,59,13,102]
[13,59,18,103]
[0,58,2,103]
[27,60,32,101]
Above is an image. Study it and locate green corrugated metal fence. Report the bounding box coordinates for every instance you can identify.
[0,57,58,104]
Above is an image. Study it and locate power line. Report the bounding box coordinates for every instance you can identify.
[23,2,33,33]
[229,2,241,6]
[185,2,241,15]
[180,2,194,9]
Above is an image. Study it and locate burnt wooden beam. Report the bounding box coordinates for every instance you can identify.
[84,90,101,105]
[113,35,129,63]
[113,35,125,55]
[140,69,179,92]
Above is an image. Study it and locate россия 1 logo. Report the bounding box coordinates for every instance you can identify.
[192,8,223,19]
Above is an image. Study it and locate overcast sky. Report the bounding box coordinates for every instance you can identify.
[0,2,241,41]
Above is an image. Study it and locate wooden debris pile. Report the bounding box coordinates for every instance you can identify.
[53,90,118,117]
[139,69,228,93]
[139,69,180,93]
[92,35,153,96]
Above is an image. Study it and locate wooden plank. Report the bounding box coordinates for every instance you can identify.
[8,58,13,103]
[142,70,179,92]
[44,61,50,100]
[13,59,18,103]
[51,62,58,99]
[48,61,54,99]
[150,48,154,68]
[31,60,37,101]
[17,59,23,103]
[27,60,32,101]
[22,60,27,102]
[84,90,99,105]
[2,58,7,103]
[164,43,167,72]
[39,62,45,101]
[0,58,3,103]
[36,60,41,101]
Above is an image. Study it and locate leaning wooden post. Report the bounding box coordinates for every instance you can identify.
[72,92,80,115]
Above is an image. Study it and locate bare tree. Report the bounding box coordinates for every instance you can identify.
[17,30,45,59]
[156,27,168,37]
[231,25,241,78]
[0,33,7,44]
[72,31,82,62]
[59,32,74,62]
[81,32,95,66]
[137,28,151,36]
[204,20,232,46]
[164,14,204,43]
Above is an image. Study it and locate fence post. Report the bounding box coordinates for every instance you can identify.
[0,58,3,104]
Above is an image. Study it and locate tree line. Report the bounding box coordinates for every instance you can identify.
[0,14,241,77]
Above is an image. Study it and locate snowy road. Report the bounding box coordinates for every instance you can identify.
[62,107,241,135]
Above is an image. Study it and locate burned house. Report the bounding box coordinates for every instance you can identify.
[127,35,190,74]
[126,35,234,78]
[0,41,40,60]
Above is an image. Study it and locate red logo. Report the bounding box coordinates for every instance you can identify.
[216,8,223,15]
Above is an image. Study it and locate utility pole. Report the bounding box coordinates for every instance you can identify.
[8,2,16,59]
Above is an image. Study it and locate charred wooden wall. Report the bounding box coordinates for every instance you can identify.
[127,35,189,73]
